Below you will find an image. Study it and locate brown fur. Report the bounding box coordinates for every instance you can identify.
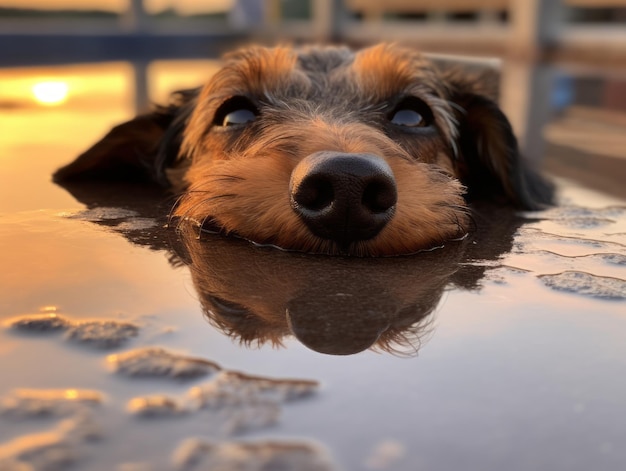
[54,43,553,256]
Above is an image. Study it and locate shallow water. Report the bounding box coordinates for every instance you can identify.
[1,62,625,471]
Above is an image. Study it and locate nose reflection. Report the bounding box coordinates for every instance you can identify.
[173,223,466,356]
[286,288,397,355]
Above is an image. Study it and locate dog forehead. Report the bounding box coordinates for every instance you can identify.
[204,44,443,112]
[295,46,355,73]
[296,45,442,103]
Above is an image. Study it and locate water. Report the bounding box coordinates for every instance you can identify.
[0,61,625,471]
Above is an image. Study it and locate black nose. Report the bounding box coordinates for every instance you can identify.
[289,152,397,246]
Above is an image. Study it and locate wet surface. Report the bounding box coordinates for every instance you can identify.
[1,61,626,471]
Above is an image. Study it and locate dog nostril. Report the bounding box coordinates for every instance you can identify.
[294,176,335,212]
[290,152,398,246]
[362,179,397,213]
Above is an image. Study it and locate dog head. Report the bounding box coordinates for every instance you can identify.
[55,44,553,256]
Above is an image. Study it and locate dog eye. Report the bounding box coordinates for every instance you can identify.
[214,96,258,127]
[389,97,433,128]
[223,109,256,126]
[391,109,425,127]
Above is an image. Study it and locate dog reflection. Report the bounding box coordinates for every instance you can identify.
[57,181,531,356]
[173,222,467,355]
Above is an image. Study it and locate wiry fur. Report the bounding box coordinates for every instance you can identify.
[54,43,553,256]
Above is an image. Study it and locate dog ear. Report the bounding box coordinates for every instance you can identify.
[53,89,197,186]
[443,69,554,210]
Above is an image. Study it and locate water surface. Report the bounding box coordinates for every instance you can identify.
[1,61,625,471]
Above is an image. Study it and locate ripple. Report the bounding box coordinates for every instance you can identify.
[65,321,139,349]
[598,206,626,218]
[107,347,221,380]
[538,271,626,300]
[5,313,140,350]
[533,250,626,266]
[189,371,319,409]
[66,207,138,222]
[518,228,626,251]
[5,313,71,332]
[115,218,159,231]
[172,439,337,471]
[553,217,615,229]
[0,389,104,418]
[125,369,318,434]
[483,266,531,285]
[600,253,626,266]
[0,413,101,470]
[127,395,187,418]
[542,205,626,219]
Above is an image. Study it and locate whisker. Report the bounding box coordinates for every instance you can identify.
[209,174,246,181]
[166,190,220,226]
[173,194,237,233]
[167,193,189,226]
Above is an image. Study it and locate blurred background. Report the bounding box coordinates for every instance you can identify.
[0,0,625,198]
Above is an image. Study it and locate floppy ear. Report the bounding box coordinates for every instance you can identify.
[53,88,197,186]
[443,69,554,210]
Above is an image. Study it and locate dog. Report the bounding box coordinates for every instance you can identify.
[54,43,553,256]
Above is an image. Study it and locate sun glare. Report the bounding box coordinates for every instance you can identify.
[32,81,69,105]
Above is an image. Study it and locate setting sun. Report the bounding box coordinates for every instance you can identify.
[32,81,69,105]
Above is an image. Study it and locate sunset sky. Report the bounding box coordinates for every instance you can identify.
[0,0,234,14]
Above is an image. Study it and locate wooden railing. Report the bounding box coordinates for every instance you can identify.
[0,0,244,67]
[263,0,626,166]
[265,0,626,68]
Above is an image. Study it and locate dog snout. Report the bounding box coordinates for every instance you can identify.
[289,152,397,246]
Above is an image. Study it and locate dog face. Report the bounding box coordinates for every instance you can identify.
[54,44,552,256]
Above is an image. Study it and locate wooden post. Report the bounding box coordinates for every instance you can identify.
[509,0,563,61]
[121,0,149,32]
[264,0,282,29]
[312,0,343,42]
[502,0,565,162]
[133,60,150,114]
